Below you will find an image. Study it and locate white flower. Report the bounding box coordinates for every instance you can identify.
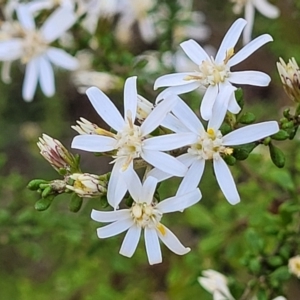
[198,269,235,300]
[0,5,79,101]
[230,0,279,44]
[91,175,201,265]
[149,88,279,204]
[154,18,273,120]
[288,255,300,278]
[26,0,75,14]
[71,76,196,209]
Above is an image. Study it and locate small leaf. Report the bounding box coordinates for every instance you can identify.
[269,143,285,168]
[69,193,83,213]
[34,195,55,211]
[238,112,256,124]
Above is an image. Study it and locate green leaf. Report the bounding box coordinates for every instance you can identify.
[69,193,83,213]
[269,143,285,168]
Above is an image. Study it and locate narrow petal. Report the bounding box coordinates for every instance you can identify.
[0,40,23,60]
[22,59,39,102]
[124,76,137,121]
[180,39,209,65]
[123,167,142,203]
[157,189,201,213]
[142,150,187,177]
[41,7,77,43]
[91,209,131,222]
[176,159,205,196]
[71,135,116,152]
[253,0,280,18]
[143,133,197,151]
[160,113,189,133]
[227,92,241,114]
[154,73,196,89]
[141,176,157,205]
[222,121,279,145]
[119,225,141,257]
[213,158,240,205]
[86,87,125,132]
[200,85,218,121]
[16,4,35,30]
[243,2,255,44]
[96,218,133,238]
[157,226,190,255]
[141,94,178,136]
[46,47,79,70]
[229,71,270,86]
[228,34,273,67]
[144,227,162,265]
[215,18,247,64]
[38,56,55,97]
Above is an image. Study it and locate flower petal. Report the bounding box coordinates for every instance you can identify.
[41,7,77,43]
[0,40,23,60]
[180,39,209,65]
[124,76,137,121]
[86,87,125,132]
[46,47,79,70]
[144,227,162,265]
[200,85,218,121]
[142,150,187,177]
[123,167,142,203]
[119,225,141,257]
[96,218,133,238]
[157,226,190,255]
[229,71,270,86]
[227,92,241,114]
[222,121,279,145]
[243,2,255,44]
[160,113,189,133]
[16,4,35,30]
[213,158,240,205]
[228,34,273,67]
[91,209,131,222]
[154,73,196,89]
[22,58,39,102]
[38,56,55,97]
[253,0,280,18]
[215,18,247,64]
[71,135,116,152]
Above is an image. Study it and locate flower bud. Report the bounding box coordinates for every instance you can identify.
[66,173,107,198]
[277,57,300,102]
[71,117,100,135]
[136,95,154,124]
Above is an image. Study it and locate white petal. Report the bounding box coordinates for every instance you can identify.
[71,135,116,152]
[46,47,79,70]
[86,87,125,132]
[0,40,23,60]
[146,168,172,183]
[200,85,218,121]
[22,59,39,102]
[91,209,131,222]
[119,225,141,257]
[157,189,201,213]
[143,133,197,151]
[172,98,204,134]
[228,34,273,67]
[138,16,156,43]
[154,73,196,89]
[160,113,189,133]
[229,71,270,86]
[176,159,205,196]
[243,2,255,45]
[141,94,178,136]
[96,218,133,238]
[17,5,35,30]
[178,153,198,167]
[213,158,240,205]
[144,227,162,265]
[123,168,142,203]
[253,0,280,18]
[215,18,247,64]
[38,56,55,97]
[41,7,77,43]
[141,176,157,205]
[124,76,137,121]
[180,39,209,65]
[157,226,190,255]
[222,121,279,145]
[227,92,241,114]
[142,150,187,177]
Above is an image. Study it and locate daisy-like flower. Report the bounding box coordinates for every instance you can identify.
[154,18,273,120]
[0,5,79,101]
[91,175,201,265]
[149,88,279,204]
[288,255,300,278]
[71,76,196,209]
[230,0,279,44]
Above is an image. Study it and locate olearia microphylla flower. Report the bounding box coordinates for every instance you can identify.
[37,133,79,174]
[277,57,300,103]
[0,4,79,101]
[66,173,107,198]
[230,0,279,44]
[198,269,235,300]
[71,76,196,209]
[288,255,300,278]
[148,87,279,204]
[154,18,273,121]
[91,174,201,265]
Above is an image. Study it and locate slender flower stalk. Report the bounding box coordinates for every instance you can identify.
[154,18,273,120]
[91,175,201,265]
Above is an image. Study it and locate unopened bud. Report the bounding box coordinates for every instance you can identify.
[136,95,154,123]
[71,117,100,135]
